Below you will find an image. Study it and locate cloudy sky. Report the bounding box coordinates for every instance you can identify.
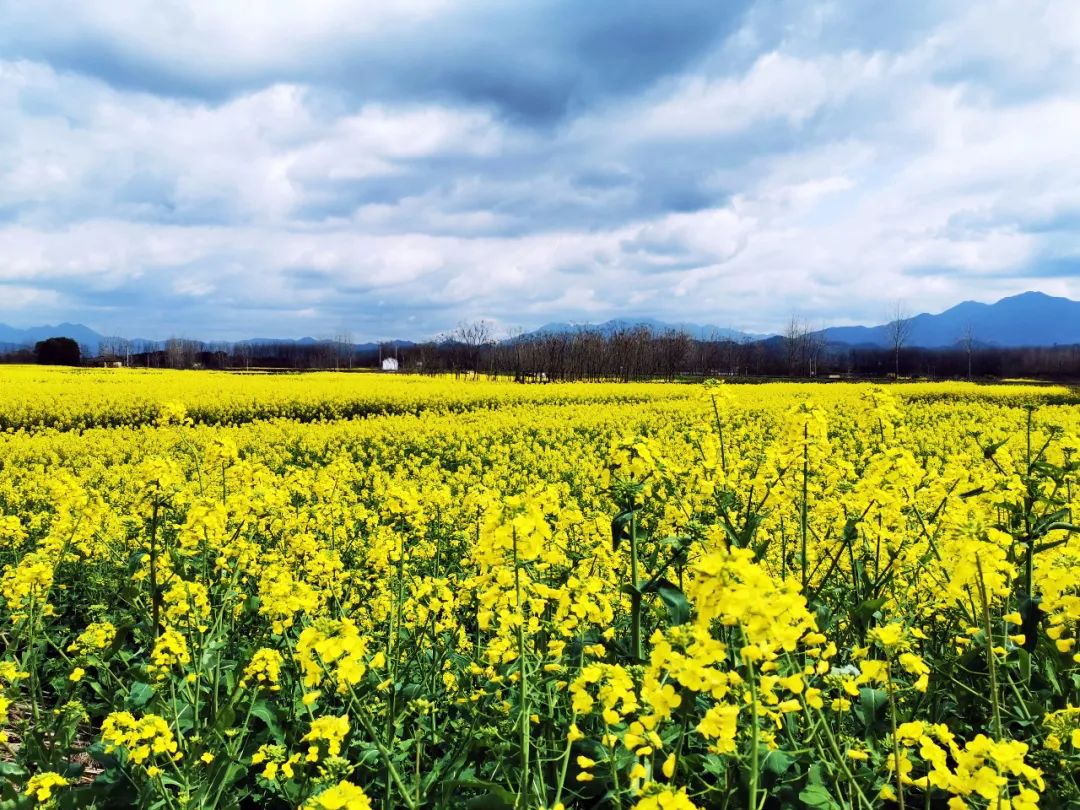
[2,0,1080,341]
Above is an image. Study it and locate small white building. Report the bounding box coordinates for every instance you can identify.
[381,357,399,372]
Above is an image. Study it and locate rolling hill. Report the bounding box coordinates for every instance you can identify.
[819,291,1080,348]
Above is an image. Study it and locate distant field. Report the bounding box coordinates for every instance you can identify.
[0,368,1076,808]
[0,365,1076,432]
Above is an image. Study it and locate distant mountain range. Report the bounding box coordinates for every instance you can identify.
[235,337,416,352]
[525,317,770,342]
[0,322,119,353]
[0,324,415,356]
[817,291,1080,348]
[2,291,1080,354]
[519,293,1080,347]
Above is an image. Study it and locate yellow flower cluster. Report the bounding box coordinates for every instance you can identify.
[890,722,1043,809]
[296,618,372,692]
[67,621,116,656]
[305,780,373,810]
[147,628,191,681]
[101,711,181,765]
[301,715,350,762]
[0,368,1077,808]
[251,743,302,781]
[24,771,69,803]
[241,648,284,691]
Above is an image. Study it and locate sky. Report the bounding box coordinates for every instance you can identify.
[2,0,1080,341]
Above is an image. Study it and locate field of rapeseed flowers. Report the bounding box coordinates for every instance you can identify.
[0,368,1079,809]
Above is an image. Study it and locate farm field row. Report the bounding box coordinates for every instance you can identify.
[0,369,1077,808]
[0,365,1076,432]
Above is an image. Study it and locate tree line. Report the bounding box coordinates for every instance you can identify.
[404,324,1080,382]
[6,323,1080,381]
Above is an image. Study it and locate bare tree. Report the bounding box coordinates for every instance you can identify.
[784,315,814,376]
[164,338,201,369]
[234,341,252,370]
[98,336,121,365]
[958,323,977,380]
[165,338,184,369]
[454,320,494,377]
[806,323,826,377]
[886,301,913,379]
[117,337,132,367]
[333,330,353,370]
[783,315,803,376]
[503,326,527,382]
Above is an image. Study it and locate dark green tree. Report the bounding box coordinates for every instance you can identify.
[34,337,81,366]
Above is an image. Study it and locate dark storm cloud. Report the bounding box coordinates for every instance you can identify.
[2,1,751,124]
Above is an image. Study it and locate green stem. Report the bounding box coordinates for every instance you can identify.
[607,734,623,810]
[747,658,760,810]
[353,705,420,810]
[149,499,161,639]
[711,394,728,474]
[886,661,905,810]
[513,528,531,809]
[629,503,642,663]
[810,706,874,810]
[551,714,577,809]
[975,559,1004,740]
[801,424,809,593]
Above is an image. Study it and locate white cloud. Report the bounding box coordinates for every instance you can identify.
[3,1,1080,337]
[0,62,508,227]
[632,50,887,138]
[2,0,453,79]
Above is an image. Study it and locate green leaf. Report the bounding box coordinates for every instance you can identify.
[799,784,840,809]
[842,517,859,546]
[611,509,639,551]
[853,559,872,594]
[1035,536,1074,553]
[213,704,237,733]
[1018,595,1045,653]
[701,753,726,777]
[464,791,517,810]
[761,748,793,782]
[125,551,148,578]
[1044,658,1062,694]
[126,681,155,709]
[660,535,691,550]
[446,781,519,810]
[1031,509,1071,538]
[250,699,284,742]
[105,622,131,659]
[219,761,247,793]
[857,687,887,729]
[90,765,125,787]
[0,762,27,780]
[850,597,886,623]
[656,580,691,626]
